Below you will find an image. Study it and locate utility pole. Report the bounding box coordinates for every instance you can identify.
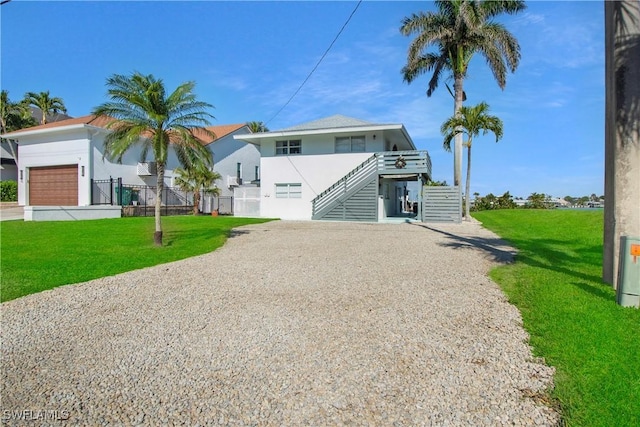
[603,0,640,288]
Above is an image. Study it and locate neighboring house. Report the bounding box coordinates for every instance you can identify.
[200,124,260,198]
[0,108,72,182]
[1,116,259,220]
[234,115,432,221]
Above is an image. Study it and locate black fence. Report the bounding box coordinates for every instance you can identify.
[91,178,233,217]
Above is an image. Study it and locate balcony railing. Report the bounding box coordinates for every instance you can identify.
[376,150,431,176]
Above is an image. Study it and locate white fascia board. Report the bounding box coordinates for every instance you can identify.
[2,124,107,140]
[400,125,417,150]
[234,124,407,145]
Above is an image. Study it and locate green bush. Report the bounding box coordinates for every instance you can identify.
[0,180,18,202]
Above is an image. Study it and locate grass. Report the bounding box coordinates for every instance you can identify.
[0,215,273,302]
[472,209,640,427]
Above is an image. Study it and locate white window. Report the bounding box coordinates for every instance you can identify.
[275,183,302,198]
[335,136,365,153]
[276,140,301,155]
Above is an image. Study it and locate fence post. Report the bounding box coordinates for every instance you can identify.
[90,179,94,205]
[117,177,123,205]
[109,177,114,205]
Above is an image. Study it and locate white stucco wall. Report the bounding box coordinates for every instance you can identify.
[259,131,384,157]
[17,128,92,206]
[208,128,260,198]
[258,132,386,220]
[260,153,372,220]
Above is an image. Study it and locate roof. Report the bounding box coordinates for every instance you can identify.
[2,114,115,138]
[28,107,73,124]
[233,114,415,149]
[196,123,247,145]
[2,116,248,145]
[280,115,375,132]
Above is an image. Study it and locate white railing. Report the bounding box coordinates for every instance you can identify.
[376,150,432,176]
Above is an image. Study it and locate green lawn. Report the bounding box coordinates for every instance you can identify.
[0,215,273,302]
[473,209,640,427]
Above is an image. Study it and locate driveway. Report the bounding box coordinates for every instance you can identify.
[0,220,558,426]
[0,203,23,221]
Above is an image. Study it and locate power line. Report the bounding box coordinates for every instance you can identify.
[265,0,363,126]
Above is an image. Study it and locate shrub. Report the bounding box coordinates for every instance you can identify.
[0,180,18,202]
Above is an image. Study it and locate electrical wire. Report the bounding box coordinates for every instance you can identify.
[265,0,363,126]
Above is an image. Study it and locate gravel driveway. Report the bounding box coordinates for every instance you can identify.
[1,220,558,426]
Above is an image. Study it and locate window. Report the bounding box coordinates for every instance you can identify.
[276,140,301,155]
[275,183,302,198]
[335,136,365,153]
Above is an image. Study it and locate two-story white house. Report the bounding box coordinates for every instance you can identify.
[2,116,260,220]
[234,115,432,221]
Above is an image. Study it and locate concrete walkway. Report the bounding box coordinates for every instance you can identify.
[0,202,23,221]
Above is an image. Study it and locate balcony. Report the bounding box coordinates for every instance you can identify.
[376,150,431,178]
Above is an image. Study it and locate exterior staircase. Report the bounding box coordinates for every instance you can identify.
[311,150,431,221]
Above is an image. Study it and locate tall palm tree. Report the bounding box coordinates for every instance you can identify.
[1,90,36,134]
[24,91,67,125]
[93,72,214,246]
[174,164,221,215]
[246,121,269,133]
[441,101,503,220]
[400,0,524,187]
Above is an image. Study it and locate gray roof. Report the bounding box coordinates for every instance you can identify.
[279,115,376,132]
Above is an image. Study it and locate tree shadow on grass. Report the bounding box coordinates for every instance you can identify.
[571,281,617,302]
[410,222,610,296]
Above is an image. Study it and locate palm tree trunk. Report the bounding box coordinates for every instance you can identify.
[193,190,201,215]
[154,162,165,246]
[453,75,464,188]
[465,142,472,220]
[603,0,640,288]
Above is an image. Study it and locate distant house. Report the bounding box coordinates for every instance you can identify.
[1,116,259,220]
[0,140,18,182]
[234,115,433,221]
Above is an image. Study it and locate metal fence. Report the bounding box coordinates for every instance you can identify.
[91,178,234,217]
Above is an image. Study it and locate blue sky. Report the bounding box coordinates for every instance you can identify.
[1,0,604,198]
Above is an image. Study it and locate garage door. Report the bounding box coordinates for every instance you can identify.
[29,165,78,206]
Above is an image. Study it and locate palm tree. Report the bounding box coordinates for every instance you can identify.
[1,90,36,162]
[400,0,525,187]
[24,91,67,125]
[174,164,221,215]
[1,90,35,134]
[246,121,269,133]
[93,72,214,246]
[441,101,503,220]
